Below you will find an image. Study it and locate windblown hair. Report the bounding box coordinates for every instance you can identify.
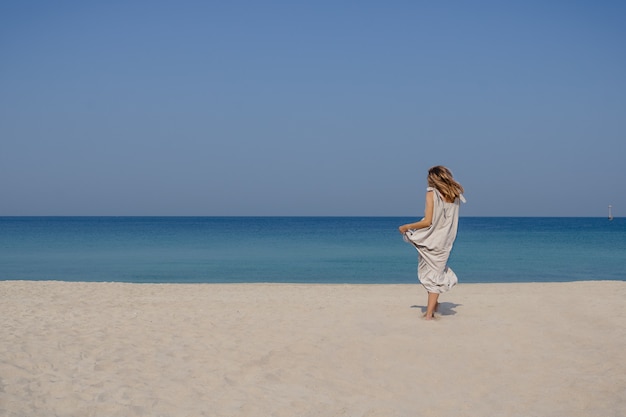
[427,165,464,202]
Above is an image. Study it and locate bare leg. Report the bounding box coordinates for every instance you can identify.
[425,292,439,320]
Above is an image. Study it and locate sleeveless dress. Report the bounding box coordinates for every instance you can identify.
[403,187,464,293]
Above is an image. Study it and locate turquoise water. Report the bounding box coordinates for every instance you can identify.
[0,217,624,283]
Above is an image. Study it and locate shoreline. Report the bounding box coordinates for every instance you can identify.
[2,280,625,417]
[2,278,625,285]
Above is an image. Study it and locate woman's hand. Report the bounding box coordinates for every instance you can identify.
[398,225,409,234]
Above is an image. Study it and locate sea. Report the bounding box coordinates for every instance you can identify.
[0,217,624,284]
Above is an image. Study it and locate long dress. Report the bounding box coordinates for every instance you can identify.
[403,187,464,294]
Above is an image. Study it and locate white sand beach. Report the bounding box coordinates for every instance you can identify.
[1,280,625,417]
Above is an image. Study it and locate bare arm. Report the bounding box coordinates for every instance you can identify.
[398,190,434,234]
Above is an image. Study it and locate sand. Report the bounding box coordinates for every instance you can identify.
[1,280,625,417]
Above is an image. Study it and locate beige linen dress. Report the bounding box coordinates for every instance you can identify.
[403,187,464,293]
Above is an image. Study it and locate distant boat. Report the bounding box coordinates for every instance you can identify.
[608,205,613,221]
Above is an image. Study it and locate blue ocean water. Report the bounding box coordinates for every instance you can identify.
[0,217,624,284]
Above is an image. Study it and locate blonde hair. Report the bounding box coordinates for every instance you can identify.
[427,165,464,202]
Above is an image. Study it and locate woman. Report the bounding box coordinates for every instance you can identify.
[399,166,465,320]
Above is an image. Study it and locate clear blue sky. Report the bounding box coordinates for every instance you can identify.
[1,1,625,216]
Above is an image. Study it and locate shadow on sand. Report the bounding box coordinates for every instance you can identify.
[411,302,462,316]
